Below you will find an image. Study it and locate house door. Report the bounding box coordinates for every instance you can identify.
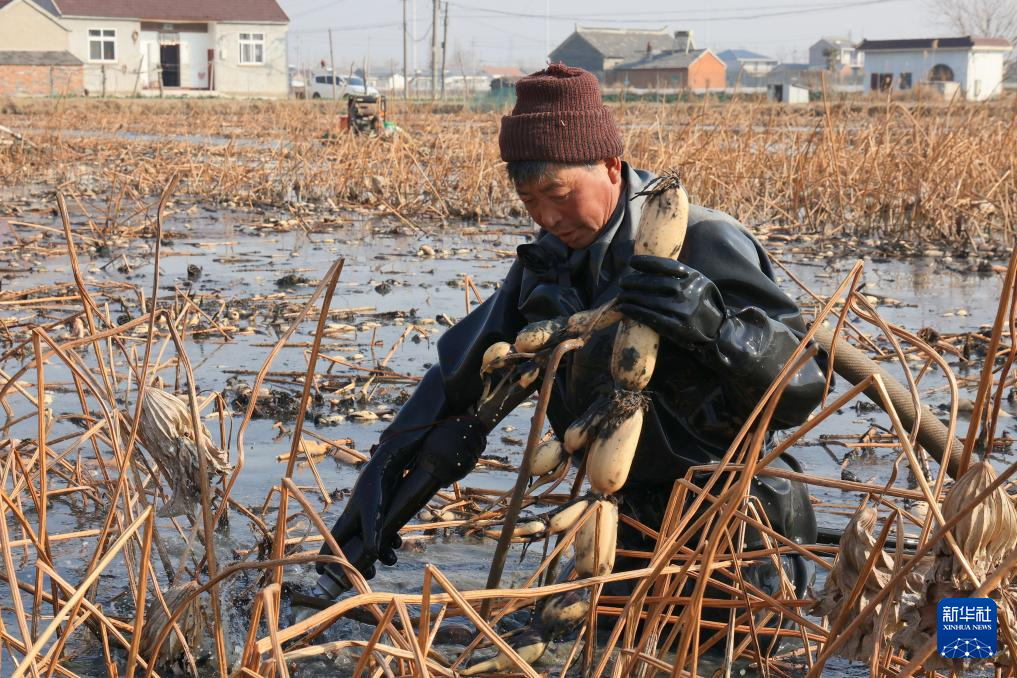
[160,44,180,87]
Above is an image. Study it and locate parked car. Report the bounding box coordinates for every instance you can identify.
[308,73,379,99]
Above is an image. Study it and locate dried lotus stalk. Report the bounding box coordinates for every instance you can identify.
[139,581,207,669]
[136,388,231,518]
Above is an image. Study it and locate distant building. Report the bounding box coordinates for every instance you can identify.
[765,63,820,88]
[482,66,525,92]
[482,66,525,79]
[550,26,684,81]
[0,0,289,97]
[717,49,777,76]
[768,82,809,104]
[0,0,82,96]
[717,49,777,87]
[858,36,1012,100]
[809,37,863,73]
[607,47,726,91]
[366,71,405,93]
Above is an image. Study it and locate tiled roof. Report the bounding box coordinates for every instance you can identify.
[717,48,774,62]
[616,48,708,70]
[0,50,82,65]
[567,27,674,59]
[858,36,1011,51]
[0,0,61,16]
[816,37,853,47]
[54,0,288,22]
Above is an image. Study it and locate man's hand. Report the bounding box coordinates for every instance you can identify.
[324,415,487,583]
[325,449,398,579]
[617,255,725,347]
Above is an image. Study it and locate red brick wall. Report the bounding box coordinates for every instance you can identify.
[688,52,726,90]
[0,65,83,97]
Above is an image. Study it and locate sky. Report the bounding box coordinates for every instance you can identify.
[281,0,948,73]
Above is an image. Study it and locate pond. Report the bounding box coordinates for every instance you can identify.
[0,194,1008,676]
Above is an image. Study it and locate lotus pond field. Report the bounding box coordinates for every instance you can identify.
[0,96,1015,677]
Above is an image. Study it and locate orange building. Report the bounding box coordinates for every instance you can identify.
[606,48,726,91]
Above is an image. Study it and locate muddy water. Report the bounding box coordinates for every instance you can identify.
[0,203,1008,676]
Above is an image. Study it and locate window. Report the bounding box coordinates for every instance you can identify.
[239,32,265,65]
[315,75,334,84]
[899,72,912,90]
[870,73,893,92]
[88,28,116,62]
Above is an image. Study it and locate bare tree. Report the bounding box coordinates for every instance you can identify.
[929,0,1017,46]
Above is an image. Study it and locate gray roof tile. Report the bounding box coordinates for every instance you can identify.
[617,49,707,70]
[567,27,674,59]
[0,50,82,65]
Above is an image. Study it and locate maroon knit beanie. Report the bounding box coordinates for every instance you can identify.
[499,63,623,163]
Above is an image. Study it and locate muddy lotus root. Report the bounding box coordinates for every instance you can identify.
[136,388,231,517]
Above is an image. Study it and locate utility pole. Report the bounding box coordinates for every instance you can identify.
[431,0,438,99]
[440,1,448,99]
[328,28,337,100]
[402,0,409,99]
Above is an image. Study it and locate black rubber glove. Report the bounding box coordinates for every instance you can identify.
[323,440,406,580]
[320,415,487,591]
[617,255,726,347]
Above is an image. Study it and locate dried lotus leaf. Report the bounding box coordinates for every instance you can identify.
[941,461,1017,588]
[812,505,899,661]
[136,388,231,518]
[138,581,207,669]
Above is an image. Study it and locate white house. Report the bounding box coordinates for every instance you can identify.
[858,36,1012,101]
[717,49,777,88]
[0,0,290,97]
[809,37,863,72]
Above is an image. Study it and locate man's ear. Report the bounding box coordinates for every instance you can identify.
[604,157,623,184]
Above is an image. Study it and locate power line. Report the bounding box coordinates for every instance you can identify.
[449,0,911,23]
[289,21,404,34]
[289,0,351,19]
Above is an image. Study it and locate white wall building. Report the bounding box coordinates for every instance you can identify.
[858,36,1012,101]
[11,0,290,97]
[809,37,863,72]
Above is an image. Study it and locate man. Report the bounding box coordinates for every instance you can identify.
[313,64,826,623]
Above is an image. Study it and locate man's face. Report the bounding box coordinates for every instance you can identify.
[514,158,623,250]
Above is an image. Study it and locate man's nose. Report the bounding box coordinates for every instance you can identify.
[539,204,561,229]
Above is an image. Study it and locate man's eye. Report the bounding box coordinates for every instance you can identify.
[552,193,570,201]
